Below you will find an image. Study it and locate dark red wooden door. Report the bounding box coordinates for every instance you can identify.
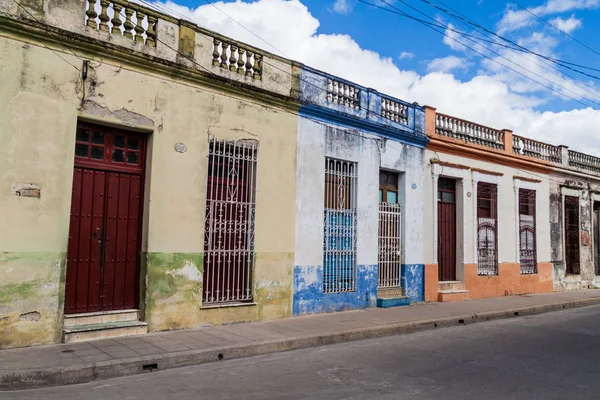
[438,178,456,281]
[65,123,146,314]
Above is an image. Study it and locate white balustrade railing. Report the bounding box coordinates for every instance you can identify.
[326,79,360,110]
[85,0,157,46]
[435,114,504,150]
[569,150,600,173]
[381,97,408,125]
[512,135,562,163]
[211,38,262,80]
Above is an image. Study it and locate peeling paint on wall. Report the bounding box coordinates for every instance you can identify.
[293,264,378,316]
[165,260,203,282]
[551,179,600,291]
[145,253,204,332]
[401,264,424,303]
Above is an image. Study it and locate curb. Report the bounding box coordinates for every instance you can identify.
[2,296,600,391]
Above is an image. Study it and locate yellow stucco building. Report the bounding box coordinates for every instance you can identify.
[0,0,299,348]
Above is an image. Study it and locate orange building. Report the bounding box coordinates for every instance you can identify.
[422,106,555,302]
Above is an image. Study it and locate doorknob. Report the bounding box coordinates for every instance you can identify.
[93,227,101,238]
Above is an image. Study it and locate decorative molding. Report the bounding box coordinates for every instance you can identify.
[561,187,582,197]
[471,167,503,176]
[430,160,470,170]
[427,137,554,175]
[513,176,542,183]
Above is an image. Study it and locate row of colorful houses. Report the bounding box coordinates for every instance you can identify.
[1,0,600,349]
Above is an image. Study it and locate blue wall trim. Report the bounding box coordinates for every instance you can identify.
[298,105,429,148]
[293,265,378,316]
[402,264,424,303]
[297,66,429,149]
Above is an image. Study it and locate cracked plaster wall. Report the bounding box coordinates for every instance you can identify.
[549,176,600,291]
[0,33,297,347]
[293,117,426,315]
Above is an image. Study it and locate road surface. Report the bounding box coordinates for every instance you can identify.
[4,304,600,399]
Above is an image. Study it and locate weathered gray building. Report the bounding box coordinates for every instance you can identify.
[547,148,600,290]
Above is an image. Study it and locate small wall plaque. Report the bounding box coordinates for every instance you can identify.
[174,142,187,153]
[11,183,41,198]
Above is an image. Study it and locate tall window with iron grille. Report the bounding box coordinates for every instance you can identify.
[565,195,581,275]
[477,182,498,276]
[378,170,402,289]
[519,189,537,274]
[323,158,358,294]
[203,138,257,304]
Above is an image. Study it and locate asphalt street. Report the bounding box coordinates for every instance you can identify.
[4,304,600,399]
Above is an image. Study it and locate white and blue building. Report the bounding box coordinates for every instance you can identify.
[293,65,429,316]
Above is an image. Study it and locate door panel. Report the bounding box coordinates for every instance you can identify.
[88,170,106,311]
[125,175,142,308]
[438,202,456,281]
[65,123,145,314]
[102,172,139,311]
[65,168,106,313]
[102,172,120,310]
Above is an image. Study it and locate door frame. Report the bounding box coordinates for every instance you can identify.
[431,163,468,282]
[438,177,457,281]
[65,121,149,314]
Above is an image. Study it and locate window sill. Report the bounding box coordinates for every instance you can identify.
[201,302,257,310]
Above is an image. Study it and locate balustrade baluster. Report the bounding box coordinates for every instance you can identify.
[229,45,238,72]
[146,15,157,46]
[111,2,123,33]
[212,38,221,66]
[346,86,351,107]
[86,0,98,28]
[253,54,262,80]
[237,48,246,74]
[98,0,110,32]
[133,10,145,43]
[245,52,253,77]
[123,8,134,40]
[220,41,229,68]
[327,79,333,102]
[332,81,338,104]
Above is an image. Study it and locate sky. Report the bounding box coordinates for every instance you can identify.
[141,0,600,154]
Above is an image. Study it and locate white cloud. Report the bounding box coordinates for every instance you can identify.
[549,15,582,32]
[497,0,599,34]
[332,0,353,14]
[398,52,414,60]
[427,56,470,73]
[148,0,600,155]
[443,23,467,51]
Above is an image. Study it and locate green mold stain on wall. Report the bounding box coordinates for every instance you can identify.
[0,252,66,349]
[145,253,204,332]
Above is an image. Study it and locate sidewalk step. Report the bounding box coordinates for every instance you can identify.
[377,287,404,298]
[438,290,470,303]
[63,309,140,327]
[438,281,465,292]
[63,321,148,344]
[376,296,411,308]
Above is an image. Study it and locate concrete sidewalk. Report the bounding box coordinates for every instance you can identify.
[2,290,600,391]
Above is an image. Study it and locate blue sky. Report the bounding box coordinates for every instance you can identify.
[149,0,600,153]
